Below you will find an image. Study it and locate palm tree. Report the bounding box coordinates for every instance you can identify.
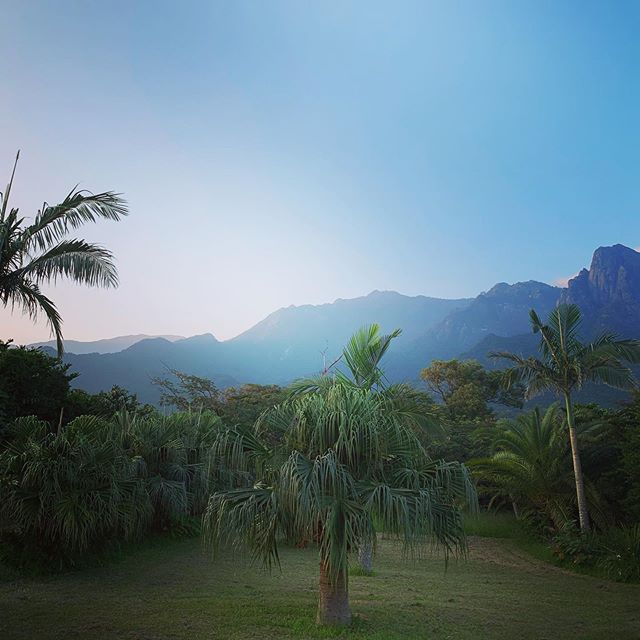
[491,304,640,531]
[0,152,128,354]
[289,324,439,571]
[471,405,605,530]
[204,384,475,626]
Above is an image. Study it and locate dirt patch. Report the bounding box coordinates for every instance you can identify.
[467,536,575,577]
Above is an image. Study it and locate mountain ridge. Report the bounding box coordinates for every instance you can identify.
[23,244,640,407]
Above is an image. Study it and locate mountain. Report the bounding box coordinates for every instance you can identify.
[226,290,471,382]
[386,280,562,380]
[53,291,471,403]
[29,245,640,406]
[51,335,239,405]
[30,334,184,354]
[561,244,640,337]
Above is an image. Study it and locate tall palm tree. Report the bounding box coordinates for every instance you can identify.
[491,304,640,531]
[204,384,475,626]
[0,152,128,354]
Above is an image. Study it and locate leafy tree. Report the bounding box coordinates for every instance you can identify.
[420,359,524,420]
[204,385,475,627]
[220,384,286,430]
[0,340,74,427]
[65,386,156,422]
[0,152,127,354]
[491,304,640,531]
[151,368,222,413]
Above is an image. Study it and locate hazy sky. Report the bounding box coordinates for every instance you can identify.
[1,1,639,343]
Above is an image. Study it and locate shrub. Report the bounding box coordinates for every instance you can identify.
[0,410,224,570]
[597,525,640,583]
[550,521,600,566]
[0,416,150,569]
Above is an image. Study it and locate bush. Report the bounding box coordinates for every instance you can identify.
[0,410,224,570]
[597,525,640,583]
[550,522,600,566]
[0,416,150,570]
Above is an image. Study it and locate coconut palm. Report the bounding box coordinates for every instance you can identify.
[203,384,475,626]
[491,304,640,531]
[0,152,127,355]
[470,405,605,530]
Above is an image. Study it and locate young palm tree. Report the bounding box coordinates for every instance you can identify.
[204,384,475,626]
[0,152,128,354]
[491,304,640,531]
[289,324,439,571]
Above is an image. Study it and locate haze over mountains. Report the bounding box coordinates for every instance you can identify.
[32,245,640,405]
[30,334,185,355]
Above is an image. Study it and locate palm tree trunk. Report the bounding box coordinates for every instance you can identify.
[564,393,590,532]
[358,541,373,573]
[316,561,351,626]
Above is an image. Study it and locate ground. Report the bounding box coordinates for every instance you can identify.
[1,536,638,640]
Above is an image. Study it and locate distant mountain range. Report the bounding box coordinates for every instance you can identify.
[32,244,640,406]
[31,334,185,354]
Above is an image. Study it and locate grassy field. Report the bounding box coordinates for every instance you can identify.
[1,534,638,640]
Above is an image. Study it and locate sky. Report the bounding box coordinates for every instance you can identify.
[1,0,639,343]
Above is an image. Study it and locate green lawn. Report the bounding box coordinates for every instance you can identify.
[1,536,638,640]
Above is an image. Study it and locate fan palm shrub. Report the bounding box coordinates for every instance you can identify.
[0,415,150,569]
[113,410,223,530]
[0,152,127,354]
[204,384,475,626]
[491,304,640,531]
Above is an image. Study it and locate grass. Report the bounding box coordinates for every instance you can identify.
[1,533,638,640]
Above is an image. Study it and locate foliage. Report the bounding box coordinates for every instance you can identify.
[204,380,476,625]
[65,385,156,421]
[597,524,640,583]
[220,384,287,430]
[151,367,222,413]
[612,393,640,520]
[0,152,127,354]
[0,340,74,427]
[471,406,608,532]
[0,410,223,569]
[420,359,524,421]
[491,304,640,532]
[0,416,150,569]
[115,410,223,528]
[550,521,601,566]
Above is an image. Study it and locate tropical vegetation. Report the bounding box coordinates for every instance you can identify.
[491,304,640,531]
[203,382,476,625]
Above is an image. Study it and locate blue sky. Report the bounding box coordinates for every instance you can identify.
[1,1,639,342]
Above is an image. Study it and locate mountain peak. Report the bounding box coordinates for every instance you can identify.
[562,244,640,335]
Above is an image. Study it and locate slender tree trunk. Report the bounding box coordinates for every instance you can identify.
[564,393,590,532]
[316,561,351,626]
[358,541,373,573]
[510,496,520,519]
